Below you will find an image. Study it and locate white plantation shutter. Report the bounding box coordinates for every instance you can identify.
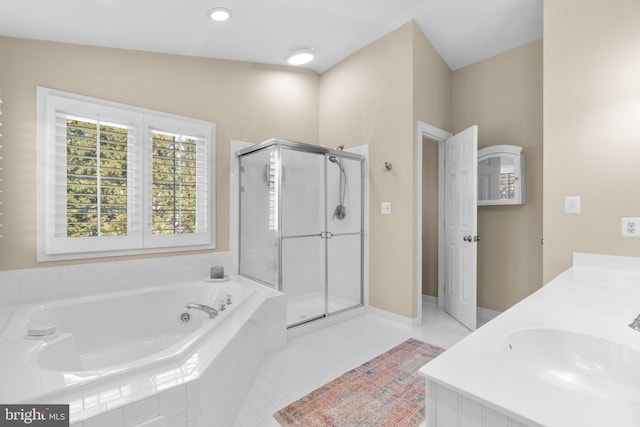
[37,88,215,261]
[55,114,137,238]
[43,98,141,256]
[145,116,213,248]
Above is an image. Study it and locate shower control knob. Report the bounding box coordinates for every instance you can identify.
[226,294,232,305]
[218,300,226,311]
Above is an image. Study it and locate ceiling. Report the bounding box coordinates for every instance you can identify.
[0,0,542,73]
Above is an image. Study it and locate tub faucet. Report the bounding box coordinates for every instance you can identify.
[629,314,640,331]
[186,303,219,319]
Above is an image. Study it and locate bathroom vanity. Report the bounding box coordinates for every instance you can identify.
[419,253,640,427]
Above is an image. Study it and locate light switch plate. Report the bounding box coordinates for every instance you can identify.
[622,218,640,237]
[381,202,391,215]
[564,196,581,214]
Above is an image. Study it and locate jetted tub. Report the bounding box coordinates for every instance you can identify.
[25,282,247,373]
[0,277,285,425]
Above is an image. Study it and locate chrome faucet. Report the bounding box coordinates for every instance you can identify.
[629,314,640,331]
[186,303,219,319]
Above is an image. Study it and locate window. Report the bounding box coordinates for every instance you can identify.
[65,117,131,238]
[37,87,215,261]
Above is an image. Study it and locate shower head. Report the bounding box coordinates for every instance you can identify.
[329,156,345,173]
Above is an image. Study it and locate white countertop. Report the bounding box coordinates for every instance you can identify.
[419,253,640,427]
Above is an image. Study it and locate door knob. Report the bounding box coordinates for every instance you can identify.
[463,235,471,242]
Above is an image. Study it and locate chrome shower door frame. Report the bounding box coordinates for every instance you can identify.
[237,138,364,328]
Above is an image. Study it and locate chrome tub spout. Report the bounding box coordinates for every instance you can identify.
[186,303,219,319]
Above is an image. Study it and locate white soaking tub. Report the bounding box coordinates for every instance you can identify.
[0,276,285,425]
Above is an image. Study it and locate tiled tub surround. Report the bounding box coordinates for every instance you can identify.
[419,253,640,427]
[0,253,235,311]
[0,257,286,426]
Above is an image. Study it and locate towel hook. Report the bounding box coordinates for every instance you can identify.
[383,162,393,172]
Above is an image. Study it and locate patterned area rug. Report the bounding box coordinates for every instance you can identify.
[273,338,445,427]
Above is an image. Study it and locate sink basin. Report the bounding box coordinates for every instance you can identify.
[504,328,640,401]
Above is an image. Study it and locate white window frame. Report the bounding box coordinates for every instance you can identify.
[37,87,216,261]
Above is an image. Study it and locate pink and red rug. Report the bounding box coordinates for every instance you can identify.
[273,338,445,426]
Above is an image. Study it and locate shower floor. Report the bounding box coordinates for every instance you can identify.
[287,292,359,327]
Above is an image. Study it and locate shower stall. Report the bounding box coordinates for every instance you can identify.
[237,139,364,328]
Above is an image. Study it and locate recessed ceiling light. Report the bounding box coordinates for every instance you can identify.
[208,7,232,22]
[286,48,315,66]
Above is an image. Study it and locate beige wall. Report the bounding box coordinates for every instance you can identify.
[421,137,439,296]
[0,36,319,271]
[1,22,545,317]
[452,40,543,311]
[319,21,452,317]
[543,0,640,282]
[319,23,415,317]
[414,23,453,300]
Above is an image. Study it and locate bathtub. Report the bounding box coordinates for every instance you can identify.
[419,253,640,427]
[0,276,285,425]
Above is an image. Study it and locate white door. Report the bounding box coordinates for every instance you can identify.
[444,125,478,331]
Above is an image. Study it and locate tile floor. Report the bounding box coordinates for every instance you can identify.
[232,302,477,427]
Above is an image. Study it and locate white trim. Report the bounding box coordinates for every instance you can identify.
[477,306,501,323]
[422,294,501,325]
[419,122,453,142]
[366,305,420,328]
[36,87,216,261]
[230,140,253,275]
[346,144,370,308]
[416,121,452,322]
[422,293,439,306]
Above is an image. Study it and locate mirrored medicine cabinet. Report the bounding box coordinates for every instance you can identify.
[478,145,525,206]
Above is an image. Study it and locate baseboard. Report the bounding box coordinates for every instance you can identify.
[366,305,419,328]
[421,294,501,322]
[477,306,501,322]
[421,294,438,305]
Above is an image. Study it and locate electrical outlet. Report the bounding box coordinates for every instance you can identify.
[564,196,581,214]
[621,218,640,237]
[381,202,391,215]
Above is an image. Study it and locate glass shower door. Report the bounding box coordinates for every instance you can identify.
[280,148,326,326]
[239,146,279,287]
[326,155,363,314]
